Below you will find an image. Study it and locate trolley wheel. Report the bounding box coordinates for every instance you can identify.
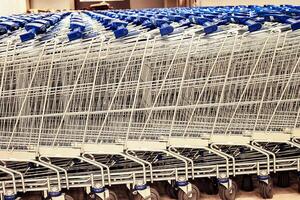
[203,178,218,195]
[218,181,237,200]
[259,181,273,199]
[65,194,74,200]
[165,183,177,198]
[65,188,85,200]
[126,189,134,200]
[45,194,74,200]
[87,190,118,200]
[241,175,253,192]
[298,178,300,193]
[133,188,160,200]
[150,183,164,195]
[177,184,200,200]
[277,172,290,188]
[20,192,43,200]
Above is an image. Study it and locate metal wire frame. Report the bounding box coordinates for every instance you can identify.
[0,25,300,150]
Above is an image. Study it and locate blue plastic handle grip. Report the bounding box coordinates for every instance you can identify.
[0,25,7,35]
[114,26,128,39]
[43,17,57,25]
[159,23,174,36]
[189,16,210,25]
[263,14,289,22]
[21,17,34,23]
[68,28,83,41]
[142,20,156,29]
[33,19,51,28]
[0,21,19,31]
[229,16,262,32]
[20,29,36,42]
[70,21,86,31]
[25,22,47,34]
[12,19,27,27]
[203,22,218,34]
[102,18,112,26]
[111,21,128,30]
[155,19,170,27]
[285,18,300,31]
[244,20,262,32]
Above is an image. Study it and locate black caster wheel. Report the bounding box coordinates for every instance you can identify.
[298,179,300,193]
[241,175,253,192]
[165,183,177,198]
[45,194,74,200]
[259,181,273,199]
[177,184,200,200]
[126,189,134,200]
[87,190,118,200]
[21,196,43,200]
[150,182,165,195]
[65,188,85,200]
[133,188,160,200]
[277,172,290,188]
[21,192,43,200]
[193,178,206,193]
[205,178,219,195]
[218,181,238,200]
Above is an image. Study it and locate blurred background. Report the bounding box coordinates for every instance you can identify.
[1,0,300,15]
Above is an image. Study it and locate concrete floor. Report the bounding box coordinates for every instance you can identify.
[160,184,300,200]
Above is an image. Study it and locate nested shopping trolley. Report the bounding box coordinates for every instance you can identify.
[1,4,300,200]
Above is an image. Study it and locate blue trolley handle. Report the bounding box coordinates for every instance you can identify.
[264,14,300,31]
[68,28,84,41]
[154,19,174,36]
[0,25,8,35]
[229,16,262,32]
[0,21,19,31]
[20,22,47,42]
[189,16,218,34]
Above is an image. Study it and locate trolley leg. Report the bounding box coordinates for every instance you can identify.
[46,192,65,200]
[132,184,151,200]
[218,178,238,200]
[177,181,200,200]
[258,175,273,199]
[298,172,300,193]
[87,187,114,200]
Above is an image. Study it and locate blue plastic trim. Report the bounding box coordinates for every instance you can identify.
[68,28,83,41]
[244,20,262,32]
[114,27,128,38]
[218,178,229,184]
[0,25,7,35]
[176,181,189,187]
[286,18,300,31]
[25,22,47,34]
[159,23,174,36]
[20,29,36,42]
[91,187,105,193]
[258,175,269,181]
[4,194,16,200]
[70,21,86,31]
[134,184,147,191]
[33,19,51,28]
[48,191,62,197]
[203,24,218,34]
[0,21,19,31]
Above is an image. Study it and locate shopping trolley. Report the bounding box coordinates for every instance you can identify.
[0,4,300,200]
